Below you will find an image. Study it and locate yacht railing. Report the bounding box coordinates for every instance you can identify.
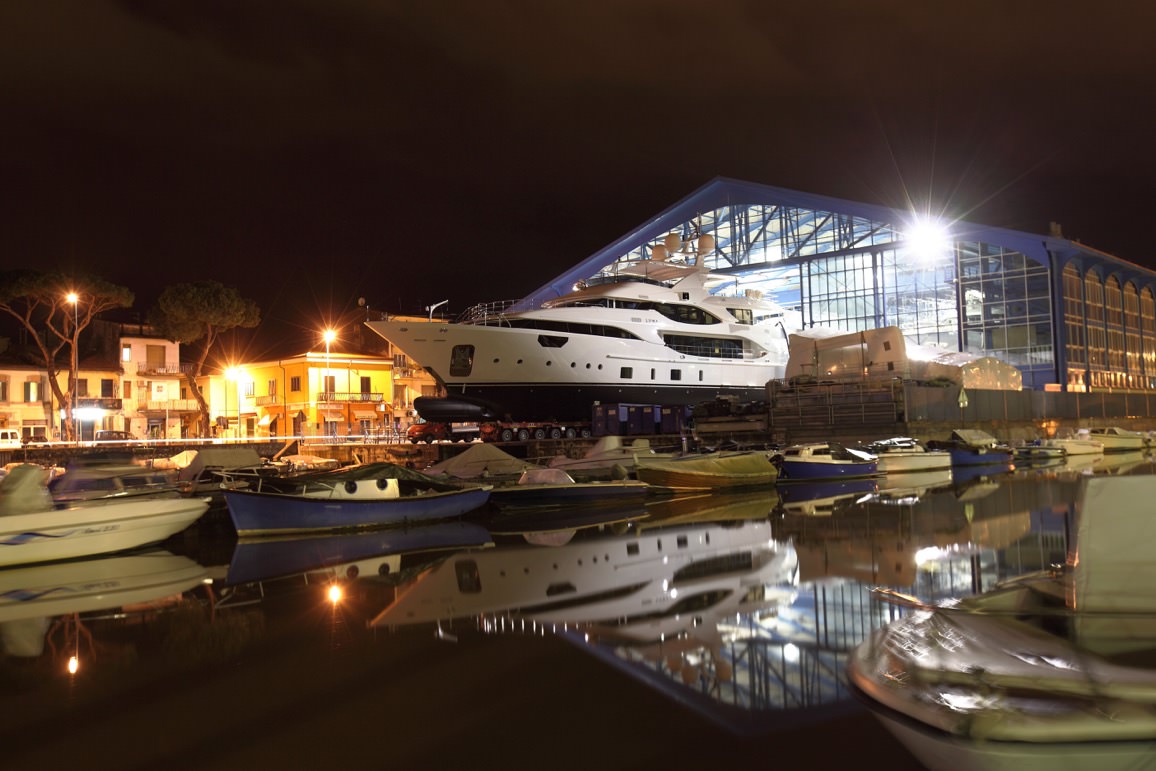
[456,300,521,325]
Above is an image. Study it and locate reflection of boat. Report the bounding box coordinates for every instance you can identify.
[777,479,876,516]
[873,468,954,498]
[1084,426,1146,452]
[225,520,495,584]
[859,437,951,473]
[0,550,206,656]
[222,462,491,536]
[634,451,779,490]
[849,475,1156,771]
[365,236,798,422]
[1013,440,1066,463]
[488,468,651,509]
[951,461,1015,489]
[926,429,1014,466]
[642,490,778,526]
[370,519,796,632]
[775,442,878,481]
[0,464,210,568]
[1087,450,1147,475]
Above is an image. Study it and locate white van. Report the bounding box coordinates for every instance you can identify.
[0,429,22,450]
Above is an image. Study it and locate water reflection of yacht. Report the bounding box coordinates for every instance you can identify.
[0,550,206,657]
[370,520,797,636]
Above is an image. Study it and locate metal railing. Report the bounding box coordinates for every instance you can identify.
[315,392,385,403]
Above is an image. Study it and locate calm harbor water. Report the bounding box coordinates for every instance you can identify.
[1,451,1151,769]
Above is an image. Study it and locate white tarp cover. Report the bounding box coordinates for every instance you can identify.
[172,448,264,482]
[426,443,543,479]
[1071,475,1156,654]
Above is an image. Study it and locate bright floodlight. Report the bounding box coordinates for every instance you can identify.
[903,218,951,260]
[323,329,337,345]
[225,366,241,380]
[66,291,79,304]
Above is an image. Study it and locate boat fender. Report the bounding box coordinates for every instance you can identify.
[344,481,358,494]
[377,478,389,490]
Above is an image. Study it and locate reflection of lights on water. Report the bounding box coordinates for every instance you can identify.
[327,584,343,605]
[68,655,79,675]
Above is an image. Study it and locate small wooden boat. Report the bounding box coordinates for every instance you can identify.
[0,464,210,568]
[774,442,878,481]
[222,462,491,536]
[633,451,779,490]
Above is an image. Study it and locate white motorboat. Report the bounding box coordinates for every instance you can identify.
[370,519,797,634]
[859,436,952,473]
[848,475,1156,771]
[48,459,185,505]
[0,464,210,568]
[1083,426,1146,452]
[366,235,800,421]
[1038,435,1104,456]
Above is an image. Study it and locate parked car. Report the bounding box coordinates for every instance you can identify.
[407,422,450,443]
[93,430,140,445]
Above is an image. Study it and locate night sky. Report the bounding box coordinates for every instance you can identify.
[3,1,1156,354]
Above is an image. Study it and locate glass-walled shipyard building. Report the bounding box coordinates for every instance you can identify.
[521,177,1154,394]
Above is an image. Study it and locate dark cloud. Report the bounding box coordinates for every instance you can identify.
[2,1,1155,345]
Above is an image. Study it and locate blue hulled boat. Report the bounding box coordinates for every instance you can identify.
[774,442,879,481]
[223,462,491,537]
[926,429,1014,467]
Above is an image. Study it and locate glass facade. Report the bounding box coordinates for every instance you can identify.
[563,182,1156,393]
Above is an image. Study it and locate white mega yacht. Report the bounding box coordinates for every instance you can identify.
[366,236,800,421]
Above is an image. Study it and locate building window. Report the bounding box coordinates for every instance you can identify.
[245,381,255,397]
[101,378,115,398]
[360,376,371,398]
[0,379,7,403]
[290,376,301,392]
[267,379,277,397]
[124,380,132,399]
[23,380,42,403]
[322,375,335,394]
[121,344,131,363]
[77,379,89,397]
[146,344,166,370]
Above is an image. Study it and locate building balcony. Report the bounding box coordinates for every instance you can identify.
[140,399,201,413]
[316,392,385,403]
[77,397,123,410]
[256,394,280,406]
[133,363,192,377]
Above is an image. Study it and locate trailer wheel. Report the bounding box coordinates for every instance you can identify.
[564,427,577,439]
[580,428,592,438]
[516,428,530,441]
[548,427,562,439]
[533,428,546,440]
[500,428,514,442]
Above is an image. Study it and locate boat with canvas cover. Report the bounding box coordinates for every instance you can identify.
[365,234,799,422]
[848,474,1156,771]
[487,468,651,509]
[926,428,1014,466]
[0,464,210,568]
[222,462,491,536]
[633,450,779,490]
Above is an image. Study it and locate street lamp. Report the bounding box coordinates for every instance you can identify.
[226,366,241,439]
[66,291,79,443]
[322,329,336,439]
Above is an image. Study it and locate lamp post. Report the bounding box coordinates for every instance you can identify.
[323,329,336,439]
[226,367,241,439]
[66,291,79,444]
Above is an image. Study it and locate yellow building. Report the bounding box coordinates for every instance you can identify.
[205,347,396,440]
